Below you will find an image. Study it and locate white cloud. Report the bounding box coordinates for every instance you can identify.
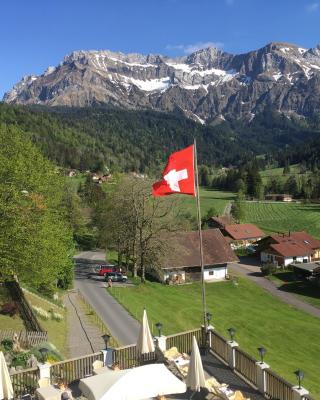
[166,41,224,54]
[306,2,319,12]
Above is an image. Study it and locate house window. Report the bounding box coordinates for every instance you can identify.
[209,271,214,276]
[293,256,297,261]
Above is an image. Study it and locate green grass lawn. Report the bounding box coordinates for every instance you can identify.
[179,188,235,217]
[243,201,320,238]
[24,292,68,357]
[260,164,307,185]
[109,278,320,397]
[268,272,320,308]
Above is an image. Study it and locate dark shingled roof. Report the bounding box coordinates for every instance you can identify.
[161,229,239,269]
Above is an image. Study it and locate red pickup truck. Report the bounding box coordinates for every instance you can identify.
[98,264,117,276]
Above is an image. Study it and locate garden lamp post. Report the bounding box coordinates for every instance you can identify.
[257,347,266,364]
[294,370,304,390]
[227,327,236,342]
[39,348,49,363]
[102,334,111,350]
[206,312,212,326]
[155,322,163,337]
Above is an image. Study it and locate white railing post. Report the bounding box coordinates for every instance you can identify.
[292,386,309,400]
[155,335,167,352]
[207,325,214,348]
[38,362,51,382]
[226,340,238,369]
[255,362,269,394]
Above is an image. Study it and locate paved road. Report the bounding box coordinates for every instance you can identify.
[74,251,140,346]
[229,260,320,318]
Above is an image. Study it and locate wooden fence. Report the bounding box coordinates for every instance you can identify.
[5,280,43,332]
[209,330,228,362]
[0,330,47,348]
[10,367,40,398]
[234,347,258,387]
[265,368,294,400]
[166,328,204,354]
[50,352,104,385]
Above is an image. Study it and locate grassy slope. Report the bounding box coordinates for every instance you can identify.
[243,201,320,239]
[260,164,306,185]
[24,292,68,357]
[0,286,25,330]
[109,278,320,397]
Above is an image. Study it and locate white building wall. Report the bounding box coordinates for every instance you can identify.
[284,255,310,266]
[204,266,226,280]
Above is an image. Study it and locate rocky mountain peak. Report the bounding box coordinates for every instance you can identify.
[4,42,320,124]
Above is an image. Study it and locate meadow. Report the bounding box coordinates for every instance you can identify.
[109,278,320,397]
[243,201,320,238]
[179,188,235,216]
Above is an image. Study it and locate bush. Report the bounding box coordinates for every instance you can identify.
[260,263,278,276]
[11,351,31,368]
[1,339,13,352]
[32,306,50,320]
[0,302,18,317]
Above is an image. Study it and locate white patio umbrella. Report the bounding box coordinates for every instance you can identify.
[0,351,13,400]
[79,363,186,400]
[185,336,206,392]
[136,308,155,354]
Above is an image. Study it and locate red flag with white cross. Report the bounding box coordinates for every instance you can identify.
[152,145,195,196]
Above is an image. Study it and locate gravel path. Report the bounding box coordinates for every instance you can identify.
[229,261,320,318]
[64,290,105,358]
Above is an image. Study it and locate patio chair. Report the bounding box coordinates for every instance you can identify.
[37,377,50,388]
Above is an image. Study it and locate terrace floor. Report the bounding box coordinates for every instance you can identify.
[69,351,264,400]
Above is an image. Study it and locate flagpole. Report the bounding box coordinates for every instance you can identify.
[193,138,207,329]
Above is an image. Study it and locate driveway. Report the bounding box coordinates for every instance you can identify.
[74,251,140,346]
[229,259,320,318]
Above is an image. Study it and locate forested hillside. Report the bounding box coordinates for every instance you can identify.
[1,103,320,173]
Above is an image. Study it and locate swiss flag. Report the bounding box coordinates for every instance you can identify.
[152,145,195,196]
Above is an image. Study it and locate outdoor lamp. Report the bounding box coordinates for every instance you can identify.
[102,334,111,350]
[294,370,304,389]
[155,322,163,337]
[257,347,266,364]
[39,348,49,363]
[206,312,212,325]
[227,327,236,342]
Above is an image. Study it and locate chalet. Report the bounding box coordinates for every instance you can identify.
[154,229,239,284]
[265,194,293,202]
[222,223,265,248]
[259,231,320,267]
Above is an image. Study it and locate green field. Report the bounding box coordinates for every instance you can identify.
[260,164,307,185]
[109,278,320,397]
[243,201,320,238]
[0,286,25,331]
[179,188,235,217]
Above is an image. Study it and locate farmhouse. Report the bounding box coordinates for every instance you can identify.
[155,229,239,284]
[265,193,293,202]
[222,223,265,248]
[259,231,320,267]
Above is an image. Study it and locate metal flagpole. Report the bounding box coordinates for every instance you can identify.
[193,138,207,329]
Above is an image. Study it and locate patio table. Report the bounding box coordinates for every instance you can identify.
[93,366,112,375]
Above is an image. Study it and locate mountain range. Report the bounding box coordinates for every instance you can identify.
[4,42,320,124]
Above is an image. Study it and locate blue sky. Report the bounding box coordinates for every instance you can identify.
[1,0,320,98]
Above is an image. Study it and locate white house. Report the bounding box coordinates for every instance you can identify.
[155,229,239,284]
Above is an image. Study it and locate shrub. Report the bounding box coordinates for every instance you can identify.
[11,351,31,368]
[260,263,278,276]
[1,339,13,352]
[32,306,50,320]
[0,302,18,317]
